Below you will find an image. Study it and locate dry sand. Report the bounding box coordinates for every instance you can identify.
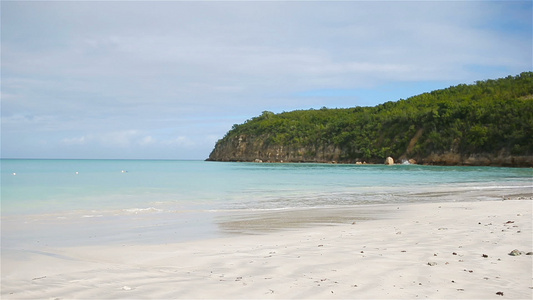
[2,200,532,299]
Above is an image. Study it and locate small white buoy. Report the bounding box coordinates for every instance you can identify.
[12,172,16,176]
[121,170,127,173]
[75,171,79,175]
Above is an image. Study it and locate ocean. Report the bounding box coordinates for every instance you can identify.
[1,159,532,249]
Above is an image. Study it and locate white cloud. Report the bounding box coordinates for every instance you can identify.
[60,130,198,150]
[61,136,86,146]
[60,130,151,148]
[160,136,194,148]
[139,136,156,146]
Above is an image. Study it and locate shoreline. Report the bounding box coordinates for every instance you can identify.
[206,158,533,168]
[2,199,532,299]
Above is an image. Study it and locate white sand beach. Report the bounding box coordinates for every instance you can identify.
[2,200,532,299]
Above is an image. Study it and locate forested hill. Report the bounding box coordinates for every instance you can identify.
[208,72,533,167]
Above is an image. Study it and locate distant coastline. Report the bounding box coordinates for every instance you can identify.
[206,153,533,168]
[208,72,533,168]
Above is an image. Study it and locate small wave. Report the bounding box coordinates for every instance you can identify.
[206,207,296,213]
[122,207,163,214]
[472,185,533,190]
[81,214,104,218]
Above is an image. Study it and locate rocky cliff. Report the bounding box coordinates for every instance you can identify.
[207,133,533,167]
[208,134,343,163]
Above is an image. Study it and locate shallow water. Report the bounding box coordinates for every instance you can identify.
[1,159,531,248]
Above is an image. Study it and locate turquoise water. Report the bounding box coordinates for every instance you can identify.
[2,159,532,214]
[1,159,532,247]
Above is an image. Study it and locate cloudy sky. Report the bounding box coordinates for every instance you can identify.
[2,1,531,159]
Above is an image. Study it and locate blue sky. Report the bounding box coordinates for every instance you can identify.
[2,0,532,159]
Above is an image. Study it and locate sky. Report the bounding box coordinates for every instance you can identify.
[1,0,532,160]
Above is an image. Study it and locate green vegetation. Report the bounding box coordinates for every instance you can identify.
[211,72,533,164]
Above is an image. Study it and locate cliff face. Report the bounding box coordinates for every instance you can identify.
[208,134,343,163]
[207,134,533,167]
